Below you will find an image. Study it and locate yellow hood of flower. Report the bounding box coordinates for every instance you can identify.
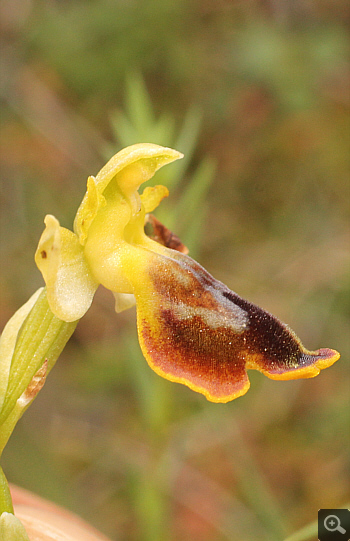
[35,144,182,321]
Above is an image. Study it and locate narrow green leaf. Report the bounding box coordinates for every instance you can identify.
[0,289,77,427]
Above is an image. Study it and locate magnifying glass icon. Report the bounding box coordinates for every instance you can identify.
[324,514,346,534]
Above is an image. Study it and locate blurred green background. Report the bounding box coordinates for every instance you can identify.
[0,1,349,540]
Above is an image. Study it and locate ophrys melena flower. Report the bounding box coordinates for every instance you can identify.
[35,144,340,403]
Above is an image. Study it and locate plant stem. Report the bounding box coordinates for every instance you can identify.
[0,467,13,514]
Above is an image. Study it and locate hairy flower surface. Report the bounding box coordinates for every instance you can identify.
[35,144,340,402]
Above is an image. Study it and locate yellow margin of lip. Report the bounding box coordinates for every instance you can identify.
[259,349,340,381]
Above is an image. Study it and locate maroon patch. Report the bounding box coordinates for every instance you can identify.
[137,249,339,400]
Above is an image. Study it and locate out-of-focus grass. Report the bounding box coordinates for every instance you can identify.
[0,1,349,540]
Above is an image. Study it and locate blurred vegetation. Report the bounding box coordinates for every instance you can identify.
[0,1,349,540]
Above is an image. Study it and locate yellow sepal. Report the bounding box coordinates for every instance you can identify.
[35,215,98,322]
[94,143,183,196]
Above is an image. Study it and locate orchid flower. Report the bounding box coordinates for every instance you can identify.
[34,143,339,403]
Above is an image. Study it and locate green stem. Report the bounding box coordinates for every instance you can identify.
[125,341,171,541]
[0,466,14,514]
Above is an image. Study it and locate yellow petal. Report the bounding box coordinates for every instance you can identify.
[141,185,169,213]
[74,176,106,245]
[35,215,98,322]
